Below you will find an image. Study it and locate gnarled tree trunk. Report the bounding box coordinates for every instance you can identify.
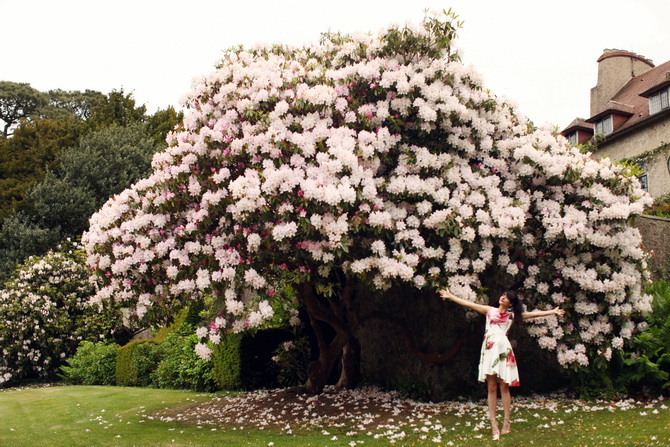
[298,277,469,394]
[299,279,361,394]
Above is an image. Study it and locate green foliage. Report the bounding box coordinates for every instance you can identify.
[644,193,670,219]
[120,309,287,392]
[27,173,97,234]
[56,123,164,208]
[0,121,165,280]
[0,83,179,281]
[117,307,195,388]
[42,89,105,121]
[60,341,120,385]
[0,117,80,221]
[115,339,161,387]
[0,213,61,283]
[153,308,190,343]
[618,279,670,395]
[571,279,670,398]
[116,305,219,391]
[0,81,46,138]
[85,89,147,130]
[622,142,670,167]
[153,303,204,342]
[569,355,624,400]
[145,106,183,143]
[151,333,218,392]
[377,8,462,64]
[1,82,105,138]
[211,333,243,390]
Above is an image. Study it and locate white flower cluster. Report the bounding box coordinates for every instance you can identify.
[83,12,652,369]
[0,243,120,386]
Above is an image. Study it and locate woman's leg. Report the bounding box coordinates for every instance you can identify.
[486,375,499,437]
[499,379,512,434]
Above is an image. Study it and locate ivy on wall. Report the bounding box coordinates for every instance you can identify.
[622,141,670,165]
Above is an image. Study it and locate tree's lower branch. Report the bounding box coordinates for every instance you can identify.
[299,282,346,334]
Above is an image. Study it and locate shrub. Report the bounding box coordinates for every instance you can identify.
[152,308,189,343]
[0,241,125,387]
[619,279,670,395]
[153,303,203,342]
[211,333,242,390]
[115,339,161,387]
[572,279,670,398]
[644,193,670,219]
[60,341,119,385]
[151,333,218,392]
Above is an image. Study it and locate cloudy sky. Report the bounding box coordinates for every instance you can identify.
[2,0,668,129]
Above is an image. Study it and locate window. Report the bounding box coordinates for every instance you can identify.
[566,132,577,144]
[595,115,613,135]
[636,161,649,192]
[650,87,669,114]
[638,174,649,191]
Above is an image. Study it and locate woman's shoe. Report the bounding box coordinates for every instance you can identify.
[501,419,511,435]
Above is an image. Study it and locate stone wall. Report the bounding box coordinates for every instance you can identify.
[636,214,670,279]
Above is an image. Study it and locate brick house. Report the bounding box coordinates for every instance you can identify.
[561,49,670,197]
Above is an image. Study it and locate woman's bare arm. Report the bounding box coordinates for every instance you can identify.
[439,288,489,315]
[522,308,565,320]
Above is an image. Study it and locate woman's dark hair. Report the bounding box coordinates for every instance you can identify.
[504,290,524,325]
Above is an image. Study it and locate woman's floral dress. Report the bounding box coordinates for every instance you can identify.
[478,307,520,386]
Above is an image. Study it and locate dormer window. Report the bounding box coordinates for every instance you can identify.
[595,115,613,135]
[560,119,595,145]
[649,87,669,114]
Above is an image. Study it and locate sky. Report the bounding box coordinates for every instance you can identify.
[2,0,669,130]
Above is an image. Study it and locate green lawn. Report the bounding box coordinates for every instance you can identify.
[0,385,668,446]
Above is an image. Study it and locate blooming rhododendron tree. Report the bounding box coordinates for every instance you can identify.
[0,241,124,386]
[83,11,653,393]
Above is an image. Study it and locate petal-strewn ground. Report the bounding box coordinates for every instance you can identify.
[150,386,669,444]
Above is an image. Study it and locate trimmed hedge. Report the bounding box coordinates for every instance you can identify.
[153,302,204,342]
[115,339,160,387]
[212,333,243,389]
[153,309,189,343]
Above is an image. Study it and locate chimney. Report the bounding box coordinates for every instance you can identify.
[590,49,654,116]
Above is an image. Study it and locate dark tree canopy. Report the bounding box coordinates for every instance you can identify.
[0,117,80,220]
[0,81,46,138]
[41,89,106,121]
[0,84,182,283]
[85,89,148,129]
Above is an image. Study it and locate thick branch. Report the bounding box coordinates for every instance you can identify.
[299,282,347,334]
